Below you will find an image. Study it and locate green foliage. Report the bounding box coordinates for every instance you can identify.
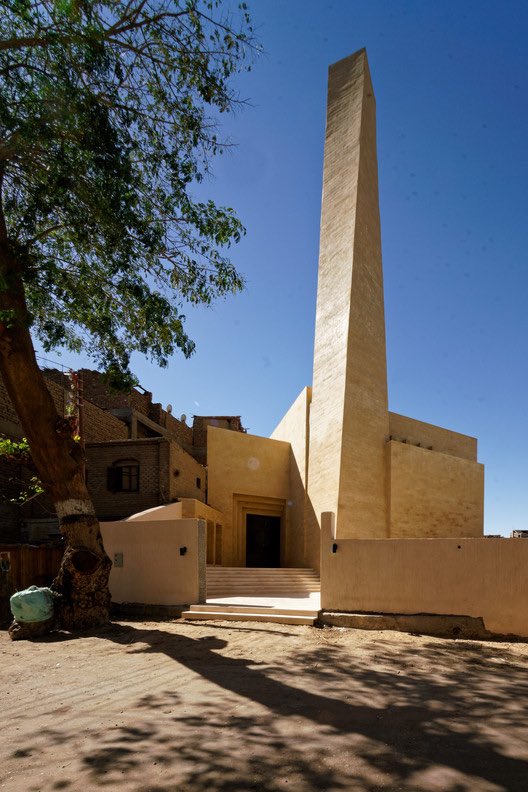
[0,0,257,380]
[0,434,32,462]
[0,435,45,502]
[8,475,45,504]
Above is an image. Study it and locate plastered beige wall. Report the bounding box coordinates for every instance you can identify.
[101,517,205,606]
[271,387,313,566]
[320,516,528,636]
[388,442,484,538]
[308,50,389,548]
[174,499,222,523]
[389,413,477,461]
[169,442,206,503]
[207,426,290,566]
[122,500,223,523]
[271,387,311,485]
[129,500,224,565]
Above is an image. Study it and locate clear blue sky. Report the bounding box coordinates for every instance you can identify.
[38,0,528,535]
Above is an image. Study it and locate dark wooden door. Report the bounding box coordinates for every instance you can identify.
[245,514,281,567]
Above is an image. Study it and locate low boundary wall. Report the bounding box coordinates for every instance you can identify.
[321,513,528,638]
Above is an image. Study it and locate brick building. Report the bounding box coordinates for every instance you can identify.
[0,369,245,541]
[86,437,206,521]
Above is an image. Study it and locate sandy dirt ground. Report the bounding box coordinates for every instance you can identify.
[1,620,528,792]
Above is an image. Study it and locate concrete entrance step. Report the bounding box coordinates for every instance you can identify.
[206,588,319,593]
[188,603,319,617]
[181,604,319,626]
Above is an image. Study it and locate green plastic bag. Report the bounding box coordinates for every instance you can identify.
[10,585,54,623]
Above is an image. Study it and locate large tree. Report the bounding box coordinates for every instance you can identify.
[0,0,255,630]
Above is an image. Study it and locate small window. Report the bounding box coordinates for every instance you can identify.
[196,477,202,489]
[107,459,140,493]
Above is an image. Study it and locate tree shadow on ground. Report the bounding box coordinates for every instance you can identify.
[9,622,528,791]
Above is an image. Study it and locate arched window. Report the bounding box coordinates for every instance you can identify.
[107,458,140,493]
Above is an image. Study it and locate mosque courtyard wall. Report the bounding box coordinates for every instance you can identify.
[101,515,206,608]
[320,514,528,638]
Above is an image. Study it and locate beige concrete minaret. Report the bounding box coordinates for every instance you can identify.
[307,49,390,548]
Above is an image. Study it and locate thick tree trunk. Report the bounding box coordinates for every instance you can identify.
[0,216,111,631]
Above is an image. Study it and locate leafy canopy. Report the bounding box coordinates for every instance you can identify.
[0,0,256,382]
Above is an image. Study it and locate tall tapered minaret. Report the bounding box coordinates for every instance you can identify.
[307,49,389,551]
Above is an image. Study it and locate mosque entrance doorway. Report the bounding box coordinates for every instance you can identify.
[246,514,281,567]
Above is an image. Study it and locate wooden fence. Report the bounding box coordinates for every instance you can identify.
[0,544,63,626]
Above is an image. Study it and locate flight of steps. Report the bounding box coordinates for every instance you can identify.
[181,567,320,625]
[206,566,320,598]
